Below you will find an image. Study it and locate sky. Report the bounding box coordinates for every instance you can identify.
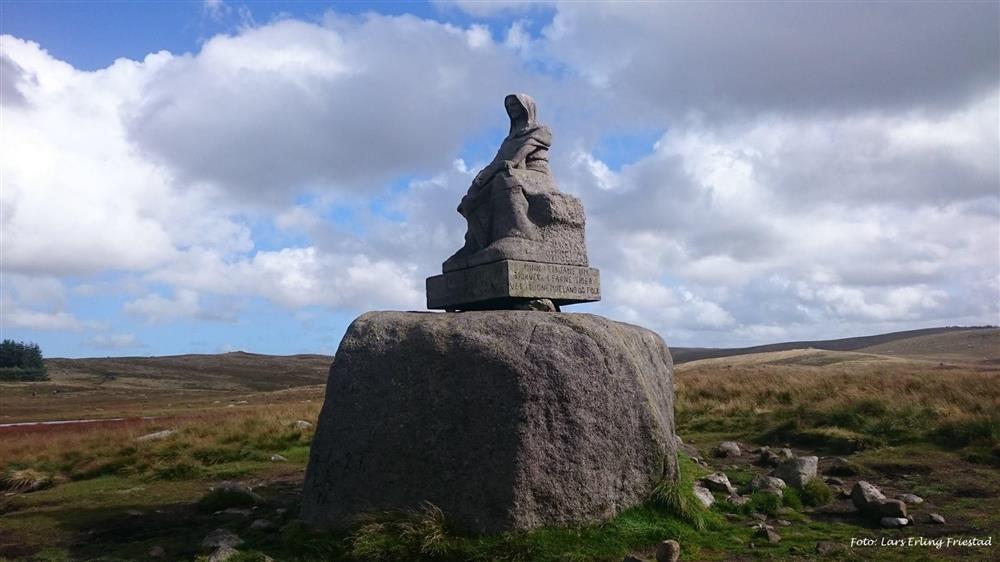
[1,1,998,358]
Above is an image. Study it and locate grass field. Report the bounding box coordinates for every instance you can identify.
[0,329,997,561]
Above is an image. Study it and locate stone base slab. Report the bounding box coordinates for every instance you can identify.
[426,259,600,310]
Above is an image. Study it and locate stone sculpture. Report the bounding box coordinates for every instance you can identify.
[427,94,600,311]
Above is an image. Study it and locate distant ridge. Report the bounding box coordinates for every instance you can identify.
[670,326,996,364]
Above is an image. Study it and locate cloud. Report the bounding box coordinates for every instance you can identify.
[123,15,528,204]
[85,333,143,350]
[536,2,998,120]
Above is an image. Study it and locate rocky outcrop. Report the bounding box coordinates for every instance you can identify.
[301,311,677,533]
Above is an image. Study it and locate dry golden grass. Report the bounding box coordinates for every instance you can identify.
[675,349,1000,453]
[0,401,322,486]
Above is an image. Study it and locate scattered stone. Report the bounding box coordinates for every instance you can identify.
[751,512,767,522]
[269,454,288,462]
[775,507,795,516]
[880,517,909,528]
[747,475,787,494]
[701,472,736,495]
[759,446,792,466]
[825,457,860,476]
[824,476,844,486]
[692,485,715,508]
[775,456,818,489]
[275,508,288,515]
[125,509,143,516]
[220,508,253,517]
[148,545,165,558]
[250,518,273,531]
[776,519,792,526]
[205,482,265,508]
[929,513,946,524]
[135,430,175,442]
[898,493,924,505]
[727,494,750,505]
[851,481,887,511]
[876,499,908,519]
[754,527,782,543]
[716,441,742,458]
[839,488,852,499]
[292,420,313,430]
[208,546,239,562]
[655,539,680,562]
[816,541,846,556]
[202,529,243,549]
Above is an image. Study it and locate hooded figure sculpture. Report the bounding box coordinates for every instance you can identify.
[445,94,582,272]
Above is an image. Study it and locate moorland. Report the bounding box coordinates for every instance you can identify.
[0,327,997,561]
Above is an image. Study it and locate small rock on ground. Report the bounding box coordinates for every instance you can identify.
[877,499,908,518]
[898,493,924,505]
[851,481,887,511]
[824,457,860,476]
[655,539,680,562]
[775,456,818,488]
[716,441,741,457]
[148,545,165,558]
[755,527,781,543]
[776,519,791,526]
[692,485,714,508]
[250,518,273,531]
[202,528,243,549]
[701,472,736,494]
[816,541,846,556]
[292,420,313,429]
[135,430,175,442]
[929,513,946,524]
[880,517,909,528]
[747,474,786,493]
[270,454,288,462]
[209,546,239,562]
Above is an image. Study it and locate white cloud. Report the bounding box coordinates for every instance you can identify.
[85,333,142,350]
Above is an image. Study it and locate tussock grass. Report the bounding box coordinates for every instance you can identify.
[350,502,454,561]
[649,456,719,531]
[0,402,320,486]
[0,467,53,493]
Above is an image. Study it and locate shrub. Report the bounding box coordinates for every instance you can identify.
[782,487,803,511]
[800,479,833,507]
[932,418,1000,448]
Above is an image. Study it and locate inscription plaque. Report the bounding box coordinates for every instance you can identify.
[427,259,601,310]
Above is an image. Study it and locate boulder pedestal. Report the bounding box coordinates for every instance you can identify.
[301,311,677,534]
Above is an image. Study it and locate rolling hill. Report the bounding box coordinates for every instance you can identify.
[670,326,997,364]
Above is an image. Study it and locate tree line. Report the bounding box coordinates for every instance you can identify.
[0,339,49,381]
